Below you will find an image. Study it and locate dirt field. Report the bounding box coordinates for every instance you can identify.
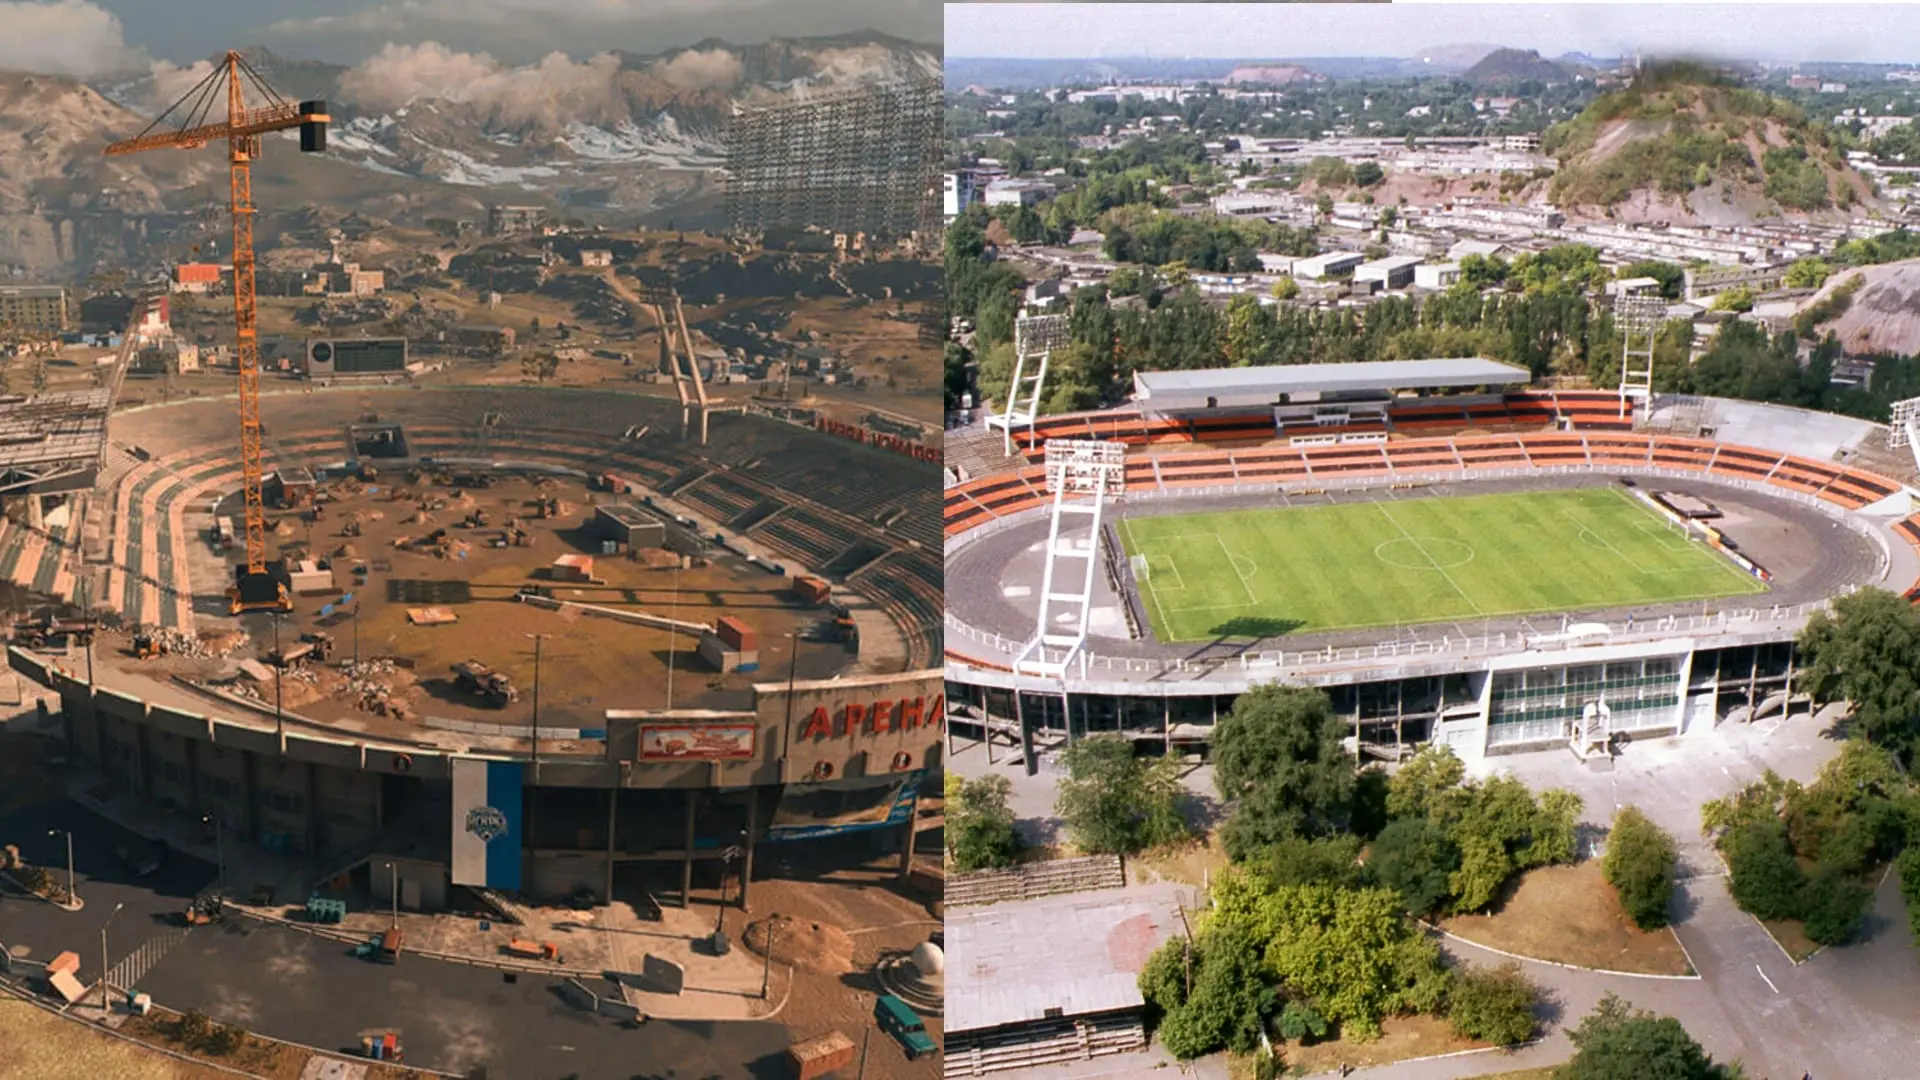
[145,471,848,730]
[1439,862,1692,976]
[743,850,943,1078]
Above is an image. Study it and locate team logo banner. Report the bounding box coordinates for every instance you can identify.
[451,758,523,890]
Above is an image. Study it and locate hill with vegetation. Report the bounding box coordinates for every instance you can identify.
[1542,63,1875,224]
[1463,48,1569,86]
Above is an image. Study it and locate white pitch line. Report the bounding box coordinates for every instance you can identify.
[1756,964,1779,994]
[1376,503,1482,616]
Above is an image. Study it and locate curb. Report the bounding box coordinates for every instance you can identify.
[0,967,463,1079]
[1419,921,1702,981]
[228,904,792,1020]
[1304,1037,1548,1078]
[225,904,609,979]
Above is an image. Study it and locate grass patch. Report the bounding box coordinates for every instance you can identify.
[1129,834,1232,888]
[1438,862,1693,976]
[1759,916,1823,963]
[1283,1013,1488,1074]
[1116,487,1766,642]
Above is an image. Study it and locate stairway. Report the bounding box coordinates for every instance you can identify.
[473,887,533,926]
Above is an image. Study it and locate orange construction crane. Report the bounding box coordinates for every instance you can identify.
[104,51,328,613]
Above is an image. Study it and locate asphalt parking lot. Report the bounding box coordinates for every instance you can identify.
[0,796,793,1079]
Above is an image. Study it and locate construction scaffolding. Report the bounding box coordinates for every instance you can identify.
[723,78,942,243]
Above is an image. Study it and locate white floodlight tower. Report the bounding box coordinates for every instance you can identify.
[1615,292,1666,421]
[1014,438,1127,684]
[988,313,1071,455]
[1890,397,1920,472]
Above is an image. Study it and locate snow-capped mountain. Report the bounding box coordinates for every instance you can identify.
[0,34,935,274]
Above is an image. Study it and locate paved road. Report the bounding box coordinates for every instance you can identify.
[0,797,793,1079]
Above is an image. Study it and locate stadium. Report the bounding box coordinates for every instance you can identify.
[943,357,1920,770]
[4,376,943,912]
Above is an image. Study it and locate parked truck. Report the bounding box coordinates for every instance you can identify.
[451,660,519,706]
[786,1031,856,1079]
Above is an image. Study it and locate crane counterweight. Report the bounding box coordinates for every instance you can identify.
[105,50,328,615]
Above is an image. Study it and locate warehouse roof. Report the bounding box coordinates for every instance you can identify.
[1134,358,1530,411]
[947,884,1191,1034]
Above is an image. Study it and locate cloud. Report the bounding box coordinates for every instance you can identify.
[651,48,743,90]
[258,0,937,65]
[0,0,143,78]
[147,58,214,109]
[335,42,628,128]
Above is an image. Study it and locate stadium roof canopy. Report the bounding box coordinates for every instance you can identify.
[1132,357,1531,413]
[0,388,110,494]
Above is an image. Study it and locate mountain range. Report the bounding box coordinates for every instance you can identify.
[0,33,937,277]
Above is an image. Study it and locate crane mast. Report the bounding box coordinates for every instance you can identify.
[104,50,328,614]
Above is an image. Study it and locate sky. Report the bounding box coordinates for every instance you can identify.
[0,0,940,73]
[947,4,1920,65]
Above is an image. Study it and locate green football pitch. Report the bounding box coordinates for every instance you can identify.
[1115,487,1770,643]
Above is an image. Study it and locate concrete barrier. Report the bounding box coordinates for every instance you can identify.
[562,977,600,1012]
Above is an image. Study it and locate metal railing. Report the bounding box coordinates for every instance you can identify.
[946,456,1899,691]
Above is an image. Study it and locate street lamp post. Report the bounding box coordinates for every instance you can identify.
[780,633,801,776]
[665,564,681,708]
[271,612,285,741]
[524,632,544,857]
[203,814,224,897]
[47,829,75,910]
[760,913,783,999]
[383,860,398,929]
[100,901,124,1009]
[715,829,747,937]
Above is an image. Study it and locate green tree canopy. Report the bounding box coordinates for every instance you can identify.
[949,774,1023,873]
[1054,734,1190,855]
[1210,686,1357,858]
[1797,587,1920,761]
[1603,805,1679,930]
[1559,994,1740,1080]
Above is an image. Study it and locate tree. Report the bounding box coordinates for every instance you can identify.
[1140,918,1276,1060]
[530,315,542,335]
[1315,192,1334,216]
[1560,994,1737,1080]
[1216,876,1449,1039]
[1387,745,1468,823]
[1797,587,1920,761]
[1721,819,1806,922]
[1785,256,1834,290]
[1352,160,1385,187]
[1254,833,1367,890]
[1603,806,1679,930]
[1270,275,1300,301]
[1801,867,1871,945]
[1055,734,1189,855]
[1446,962,1540,1046]
[949,775,1023,873]
[1210,686,1356,859]
[1368,817,1461,916]
[521,352,559,381]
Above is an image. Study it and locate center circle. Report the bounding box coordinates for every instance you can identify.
[1374,536,1475,571]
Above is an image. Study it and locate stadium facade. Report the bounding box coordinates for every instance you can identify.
[13,385,945,910]
[945,373,1919,768]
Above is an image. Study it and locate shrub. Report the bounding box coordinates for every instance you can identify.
[1800,869,1870,946]
[1721,820,1805,922]
[202,1023,246,1056]
[173,1009,214,1047]
[15,865,50,895]
[1603,806,1679,930]
[949,775,1023,873]
[1256,833,1367,891]
[1368,817,1460,916]
[1275,1000,1329,1042]
[1897,845,1920,944]
[1446,962,1541,1047]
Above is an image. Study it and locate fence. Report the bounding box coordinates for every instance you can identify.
[947,855,1125,907]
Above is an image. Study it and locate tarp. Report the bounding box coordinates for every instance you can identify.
[451,758,523,890]
[763,770,922,843]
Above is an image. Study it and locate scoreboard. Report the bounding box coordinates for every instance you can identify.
[306,337,408,377]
